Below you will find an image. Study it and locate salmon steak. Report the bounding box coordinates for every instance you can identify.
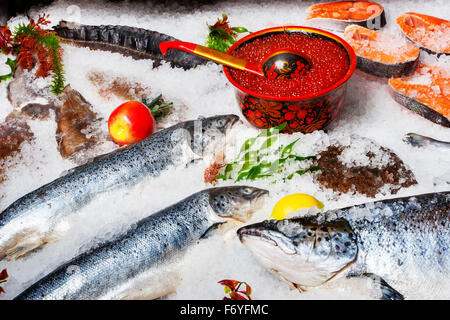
[389,64,450,127]
[306,1,386,31]
[396,12,450,56]
[343,25,419,78]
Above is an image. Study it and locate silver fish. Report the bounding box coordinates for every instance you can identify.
[14,186,268,300]
[404,133,450,149]
[0,115,239,260]
[238,192,449,299]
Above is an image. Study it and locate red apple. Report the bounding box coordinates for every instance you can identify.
[108,101,156,146]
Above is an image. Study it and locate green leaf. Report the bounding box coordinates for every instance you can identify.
[258,123,287,138]
[260,136,278,150]
[235,170,250,182]
[239,137,257,154]
[0,58,17,83]
[290,155,317,162]
[224,163,234,174]
[269,159,281,172]
[232,27,250,33]
[286,166,320,180]
[240,150,258,162]
[238,161,253,173]
[210,28,235,42]
[259,161,274,175]
[151,102,173,113]
[216,174,227,180]
[142,94,162,109]
[281,138,300,158]
[246,165,262,180]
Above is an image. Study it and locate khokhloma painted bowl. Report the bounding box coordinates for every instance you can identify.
[223,26,356,133]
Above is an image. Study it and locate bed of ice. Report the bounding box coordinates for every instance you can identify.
[0,0,449,300]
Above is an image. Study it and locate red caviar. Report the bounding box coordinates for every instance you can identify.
[228,32,350,97]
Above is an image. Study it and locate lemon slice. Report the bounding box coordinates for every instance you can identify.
[271,193,324,220]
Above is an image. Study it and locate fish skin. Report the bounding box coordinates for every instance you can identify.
[0,115,240,260]
[404,132,450,149]
[14,186,268,300]
[54,21,209,69]
[238,192,450,298]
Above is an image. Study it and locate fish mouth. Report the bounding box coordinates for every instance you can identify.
[226,115,241,132]
[237,226,277,247]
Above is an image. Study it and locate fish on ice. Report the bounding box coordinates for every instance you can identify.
[0,115,240,260]
[14,186,268,300]
[238,192,449,299]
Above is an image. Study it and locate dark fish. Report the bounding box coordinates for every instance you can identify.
[53,21,208,69]
[238,192,450,299]
[0,115,239,260]
[14,186,269,300]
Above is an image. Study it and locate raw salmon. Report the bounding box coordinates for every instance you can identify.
[389,64,450,127]
[306,1,386,32]
[397,12,450,56]
[343,25,419,78]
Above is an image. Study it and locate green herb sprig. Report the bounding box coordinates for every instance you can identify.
[142,94,173,121]
[205,14,250,53]
[216,123,319,183]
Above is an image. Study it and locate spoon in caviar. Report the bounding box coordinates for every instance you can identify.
[159,41,311,79]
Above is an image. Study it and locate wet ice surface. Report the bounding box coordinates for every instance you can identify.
[0,0,449,300]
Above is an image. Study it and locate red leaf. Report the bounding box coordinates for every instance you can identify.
[0,269,8,283]
[219,279,252,300]
[229,292,248,300]
[0,268,8,295]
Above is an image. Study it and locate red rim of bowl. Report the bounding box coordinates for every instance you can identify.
[223,25,357,102]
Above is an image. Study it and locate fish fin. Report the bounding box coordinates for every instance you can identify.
[346,273,404,300]
[270,268,307,292]
[200,222,226,239]
[4,237,46,261]
[1,228,62,261]
[293,283,309,293]
[0,230,40,261]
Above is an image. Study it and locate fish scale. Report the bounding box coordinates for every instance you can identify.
[54,21,209,69]
[309,192,450,283]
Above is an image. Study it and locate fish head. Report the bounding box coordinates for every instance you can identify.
[208,186,269,222]
[185,114,240,154]
[237,217,358,288]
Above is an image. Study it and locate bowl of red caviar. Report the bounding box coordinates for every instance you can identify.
[224,26,356,133]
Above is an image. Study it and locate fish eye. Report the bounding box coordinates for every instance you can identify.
[241,187,253,195]
[217,119,227,127]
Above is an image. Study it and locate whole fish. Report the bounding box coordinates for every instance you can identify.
[14,186,268,300]
[404,132,450,149]
[54,21,208,70]
[0,114,239,260]
[238,192,449,299]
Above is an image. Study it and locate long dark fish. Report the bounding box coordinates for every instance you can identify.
[14,186,268,300]
[238,192,449,299]
[53,21,208,69]
[0,115,239,260]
